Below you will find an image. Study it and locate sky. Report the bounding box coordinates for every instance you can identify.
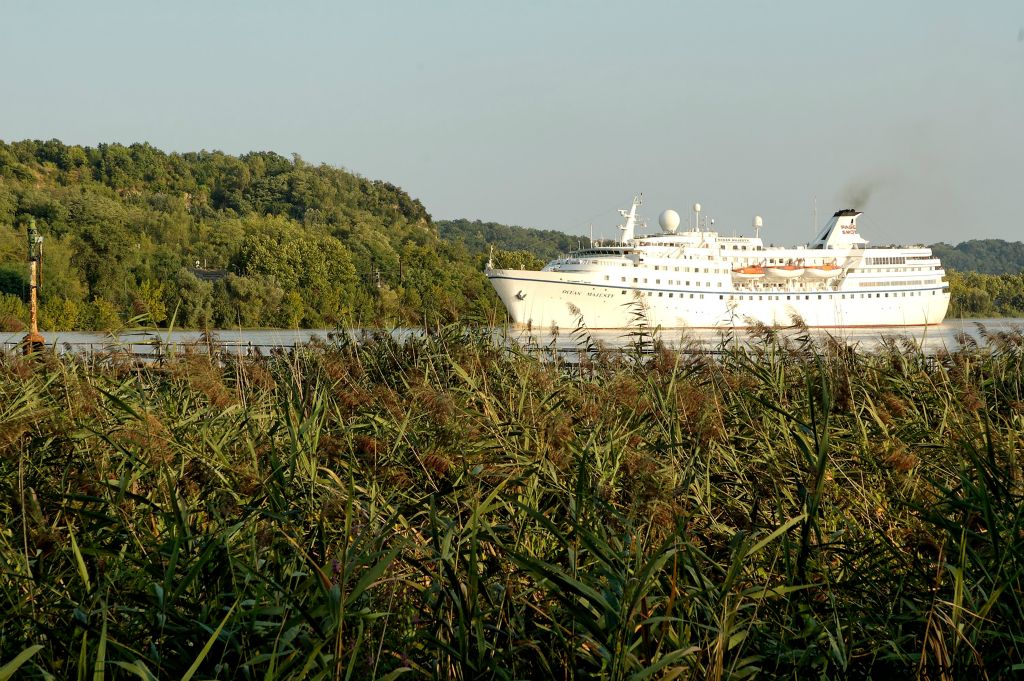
[2,1,1022,245]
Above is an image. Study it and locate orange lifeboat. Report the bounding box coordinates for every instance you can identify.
[804,262,842,280]
[765,263,805,279]
[732,265,765,280]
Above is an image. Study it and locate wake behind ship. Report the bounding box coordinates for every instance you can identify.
[486,196,950,330]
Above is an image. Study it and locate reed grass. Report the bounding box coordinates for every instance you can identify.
[1,323,1022,679]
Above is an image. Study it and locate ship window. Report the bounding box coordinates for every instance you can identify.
[669,293,673,297]
[674,267,679,271]
[622,290,626,294]
[621,277,625,282]
[656,279,660,284]
[644,278,648,283]
[633,278,638,283]
[647,292,652,296]
[721,295,725,299]
[689,294,694,298]
[686,281,690,286]
[700,294,704,299]
[604,276,609,281]
[787,295,791,300]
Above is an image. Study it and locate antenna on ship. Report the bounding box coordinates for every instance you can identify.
[753,215,763,239]
[693,203,702,233]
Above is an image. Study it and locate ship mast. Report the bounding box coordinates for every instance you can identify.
[618,194,642,244]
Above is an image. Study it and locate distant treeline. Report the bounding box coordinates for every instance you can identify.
[0,139,512,331]
[930,240,1024,275]
[437,218,578,263]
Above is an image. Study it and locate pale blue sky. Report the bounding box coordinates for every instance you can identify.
[2,1,1022,245]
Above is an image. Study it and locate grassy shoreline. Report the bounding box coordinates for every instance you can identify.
[1,325,1022,678]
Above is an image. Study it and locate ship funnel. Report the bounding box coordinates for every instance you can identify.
[811,209,868,249]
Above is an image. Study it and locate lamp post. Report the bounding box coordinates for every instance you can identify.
[23,219,45,354]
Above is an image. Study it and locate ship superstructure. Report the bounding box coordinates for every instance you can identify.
[486,196,950,329]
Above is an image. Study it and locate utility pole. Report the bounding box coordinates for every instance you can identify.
[23,219,45,354]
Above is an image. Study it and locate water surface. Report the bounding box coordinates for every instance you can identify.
[2,319,1021,356]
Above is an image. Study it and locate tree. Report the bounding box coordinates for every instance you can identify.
[172,269,214,328]
[133,279,168,325]
[0,293,26,331]
[90,297,123,333]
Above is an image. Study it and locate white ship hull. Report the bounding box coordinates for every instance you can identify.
[486,199,951,330]
[488,269,949,330]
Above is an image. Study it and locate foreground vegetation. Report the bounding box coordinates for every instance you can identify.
[1,321,1022,679]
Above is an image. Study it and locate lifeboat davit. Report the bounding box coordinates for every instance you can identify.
[766,264,805,279]
[804,263,842,280]
[732,265,765,280]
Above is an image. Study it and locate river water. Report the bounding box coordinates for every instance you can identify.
[1,318,1022,357]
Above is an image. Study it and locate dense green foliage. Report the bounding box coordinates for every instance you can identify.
[2,325,1023,678]
[946,270,1024,318]
[438,218,577,262]
[0,139,504,331]
[930,239,1024,275]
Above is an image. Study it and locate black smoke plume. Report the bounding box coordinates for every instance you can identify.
[840,179,879,209]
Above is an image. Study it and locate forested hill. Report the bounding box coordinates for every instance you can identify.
[929,240,1024,275]
[0,139,505,331]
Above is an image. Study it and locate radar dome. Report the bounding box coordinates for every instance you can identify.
[659,209,681,233]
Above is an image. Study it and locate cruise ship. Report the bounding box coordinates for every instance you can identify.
[486,196,950,329]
